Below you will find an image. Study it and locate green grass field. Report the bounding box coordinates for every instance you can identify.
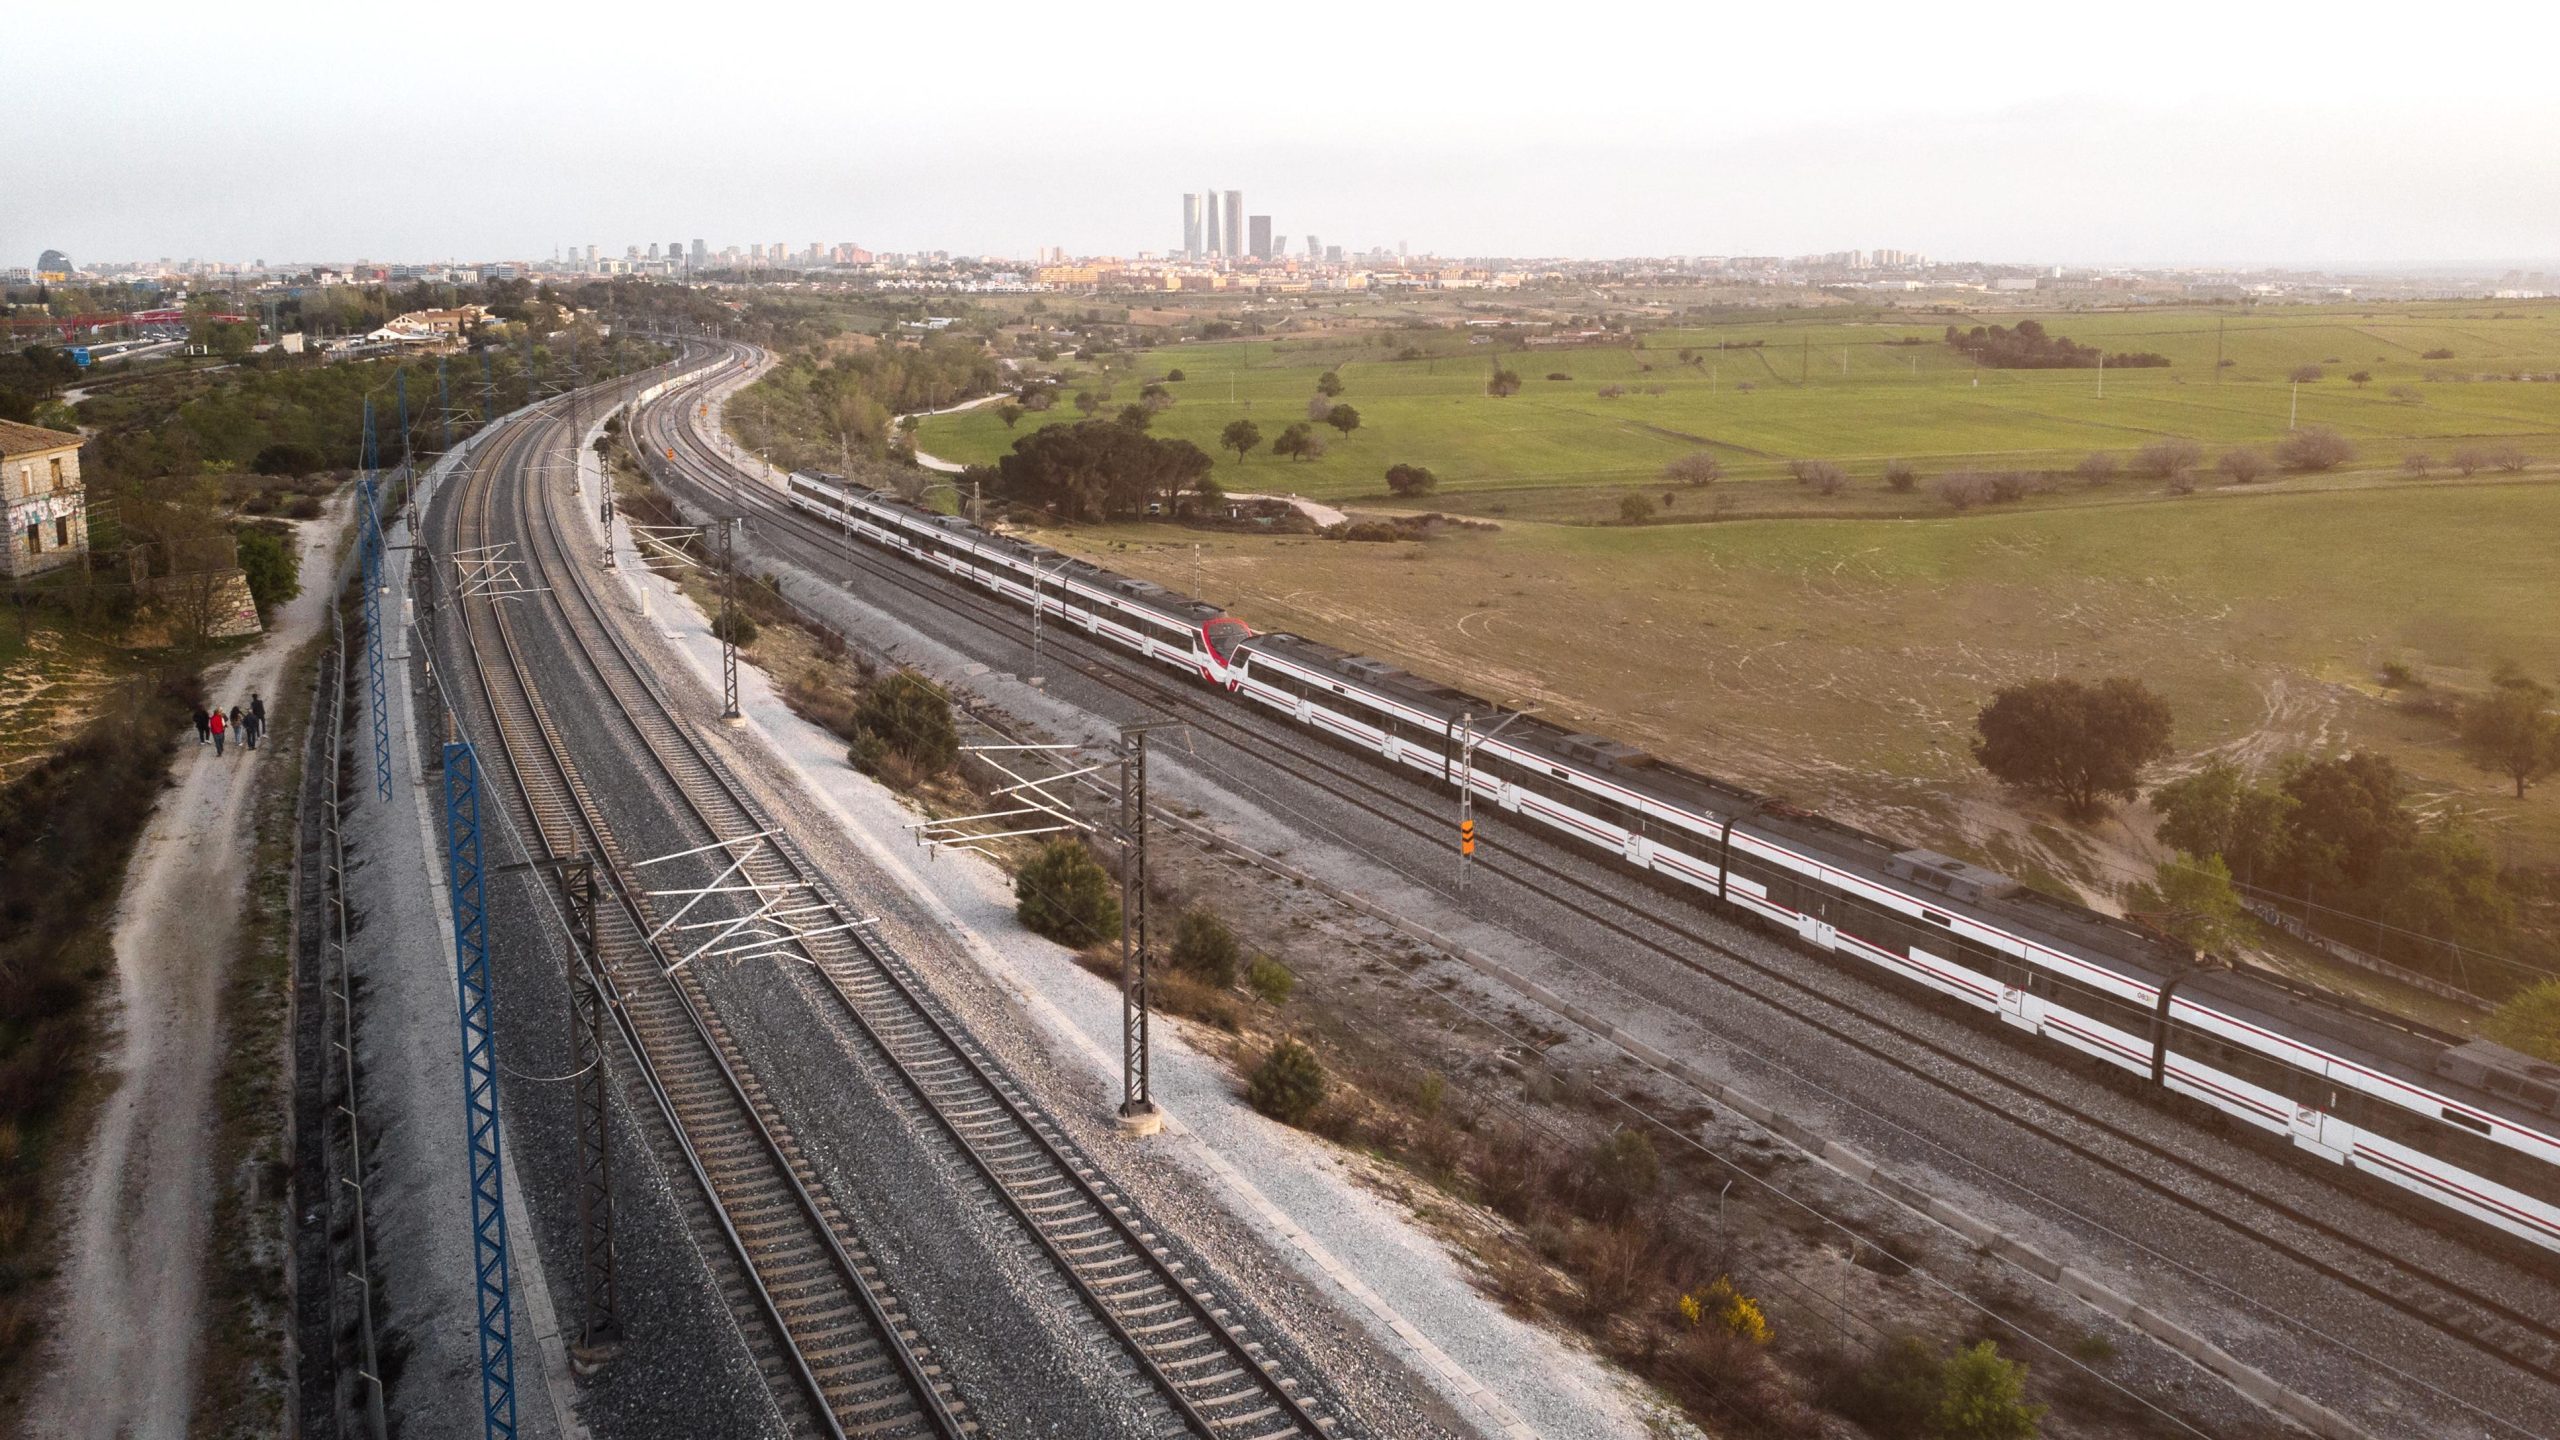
[922,302,2560,520]
[1039,475,2560,890]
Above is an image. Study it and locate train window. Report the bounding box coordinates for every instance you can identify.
[1922,910,1953,927]
[2443,1108,2493,1135]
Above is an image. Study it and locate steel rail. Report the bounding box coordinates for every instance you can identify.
[528,350,1336,1440]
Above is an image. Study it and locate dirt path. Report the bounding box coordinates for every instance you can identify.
[24,497,352,1440]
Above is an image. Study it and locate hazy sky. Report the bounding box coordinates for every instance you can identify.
[21,1,2559,269]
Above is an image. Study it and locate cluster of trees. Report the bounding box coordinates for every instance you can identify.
[76,327,655,487]
[1944,320,2169,370]
[1968,675,2539,981]
[2404,443,2533,478]
[989,419,1214,522]
[0,344,82,425]
[734,336,1003,470]
[2152,752,2514,976]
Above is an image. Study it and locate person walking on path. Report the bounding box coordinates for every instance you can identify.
[227,706,245,757]
[246,693,265,751]
[192,707,211,746]
[208,707,226,757]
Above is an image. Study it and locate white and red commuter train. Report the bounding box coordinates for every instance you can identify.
[781,467,2560,1255]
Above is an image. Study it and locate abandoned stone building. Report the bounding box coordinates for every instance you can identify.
[0,420,88,579]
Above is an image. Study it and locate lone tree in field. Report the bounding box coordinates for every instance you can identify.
[1487,366,1523,398]
[1882,458,1919,492]
[1220,418,1262,463]
[2275,424,2354,472]
[1618,493,1655,524]
[1323,404,1362,439]
[2132,438,2203,481]
[1663,452,1722,487]
[1795,459,1847,495]
[2460,671,2560,798]
[2217,448,2268,484]
[2076,452,2122,486]
[2349,370,2373,387]
[2289,364,2325,384]
[1073,390,1101,417]
[1273,422,1324,462]
[1315,369,1345,397]
[1972,676,2176,818]
[1165,368,1186,382]
[997,403,1024,429]
[1385,463,1438,497]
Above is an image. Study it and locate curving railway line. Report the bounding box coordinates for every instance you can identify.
[437,361,1343,1440]
[446,390,968,1439]
[631,342,2560,1438]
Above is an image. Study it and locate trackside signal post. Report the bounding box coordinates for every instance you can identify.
[1456,708,1534,890]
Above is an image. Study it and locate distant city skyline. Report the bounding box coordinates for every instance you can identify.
[10,3,2556,270]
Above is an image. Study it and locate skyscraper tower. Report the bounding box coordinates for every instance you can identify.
[1223,191,1244,263]
[1248,215,1272,261]
[1182,194,1202,258]
[1202,189,1221,257]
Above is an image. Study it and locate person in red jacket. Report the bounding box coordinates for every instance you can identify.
[209,707,227,757]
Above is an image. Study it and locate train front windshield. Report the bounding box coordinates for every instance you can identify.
[1204,618,1253,665]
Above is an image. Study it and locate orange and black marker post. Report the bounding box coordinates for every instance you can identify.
[1460,818,1475,856]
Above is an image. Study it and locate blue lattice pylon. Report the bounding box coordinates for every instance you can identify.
[359,400,393,802]
[443,741,519,1440]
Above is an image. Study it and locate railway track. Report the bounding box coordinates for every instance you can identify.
[456,358,1342,1440]
[446,397,970,1440]
[633,346,2560,1429]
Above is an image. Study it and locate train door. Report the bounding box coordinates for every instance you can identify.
[1625,831,1653,867]
[1998,987,2043,1034]
[1798,914,1837,951]
[2289,1106,2348,1162]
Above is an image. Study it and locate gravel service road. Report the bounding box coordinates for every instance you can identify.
[27,497,354,1440]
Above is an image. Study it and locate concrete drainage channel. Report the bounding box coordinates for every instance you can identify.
[1158,814,2374,1440]
[286,589,389,1439]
